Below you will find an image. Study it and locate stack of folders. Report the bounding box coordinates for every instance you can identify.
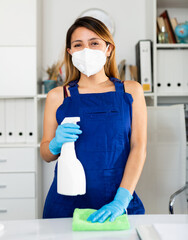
[0,99,34,143]
[136,40,153,93]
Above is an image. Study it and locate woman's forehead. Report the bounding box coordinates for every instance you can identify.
[71,27,103,43]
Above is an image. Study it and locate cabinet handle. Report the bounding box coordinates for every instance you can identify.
[0,159,7,163]
[0,209,7,213]
[0,185,7,188]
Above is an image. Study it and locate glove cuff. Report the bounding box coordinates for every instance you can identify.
[49,138,61,155]
[114,187,133,209]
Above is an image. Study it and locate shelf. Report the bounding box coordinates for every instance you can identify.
[157,0,188,8]
[157,44,188,49]
[144,93,155,97]
[0,143,36,148]
[157,93,188,97]
[37,94,47,99]
[0,95,36,99]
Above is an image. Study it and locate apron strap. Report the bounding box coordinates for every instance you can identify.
[109,77,125,93]
[68,80,80,98]
[67,80,80,116]
[68,77,125,97]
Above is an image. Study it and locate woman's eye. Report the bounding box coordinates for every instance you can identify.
[74,44,82,48]
[91,42,99,46]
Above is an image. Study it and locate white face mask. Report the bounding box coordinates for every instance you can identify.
[71,45,109,77]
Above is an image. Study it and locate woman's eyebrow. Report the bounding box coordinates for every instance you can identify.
[71,37,102,44]
[71,40,82,44]
[88,37,102,41]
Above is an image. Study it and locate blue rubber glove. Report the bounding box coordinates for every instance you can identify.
[87,187,133,223]
[49,123,82,155]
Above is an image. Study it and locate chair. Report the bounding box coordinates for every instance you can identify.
[169,183,188,214]
[136,104,187,214]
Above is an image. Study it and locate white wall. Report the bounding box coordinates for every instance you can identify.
[42,0,147,75]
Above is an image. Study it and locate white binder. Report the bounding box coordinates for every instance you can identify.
[15,99,26,143]
[136,40,153,92]
[5,99,16,143]
[25,99,34,143]
[0,100,5,143]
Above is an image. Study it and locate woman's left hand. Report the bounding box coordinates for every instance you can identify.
[87,187,133,223]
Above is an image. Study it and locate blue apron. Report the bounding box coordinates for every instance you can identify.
[43,77,145,218]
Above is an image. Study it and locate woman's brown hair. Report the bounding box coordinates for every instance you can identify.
[62,16,119,86]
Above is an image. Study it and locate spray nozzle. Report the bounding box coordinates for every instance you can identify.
[61,117,80,125]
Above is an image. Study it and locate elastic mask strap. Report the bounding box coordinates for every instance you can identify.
[104,44,110,54]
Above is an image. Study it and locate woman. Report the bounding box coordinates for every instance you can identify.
[40,16,147,223]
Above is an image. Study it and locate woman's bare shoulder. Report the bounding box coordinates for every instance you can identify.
[46,86,64,107]
[123,80,144,99]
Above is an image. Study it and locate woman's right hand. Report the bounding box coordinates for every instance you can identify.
[49,123,82,155]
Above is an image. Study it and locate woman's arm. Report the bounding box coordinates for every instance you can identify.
[40,87,64,162]
[119,81,147,194]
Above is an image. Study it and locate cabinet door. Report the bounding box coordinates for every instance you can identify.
[0,47,36,96]
[0,148,35,172]
[0,173,35,198]
[0,199,35,220]
[157,50,188,95]
[0,0,36,45]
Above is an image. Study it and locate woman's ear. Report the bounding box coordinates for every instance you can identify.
[107,44,113,57]
[67,48,72,55]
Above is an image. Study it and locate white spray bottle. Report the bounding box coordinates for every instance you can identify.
[57,117,86,196]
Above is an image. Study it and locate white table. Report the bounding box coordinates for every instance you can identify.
[0,215,188,239]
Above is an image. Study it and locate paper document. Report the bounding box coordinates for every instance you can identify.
[154,223,188,240]
[136,224,188,240]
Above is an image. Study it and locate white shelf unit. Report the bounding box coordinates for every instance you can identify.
[154,0,188,200]
[155,0,188,102]
[145,0,188,106]
[0,0,42,220]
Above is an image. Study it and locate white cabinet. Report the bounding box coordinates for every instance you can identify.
[0,199,35,220]
[0,99,35,143]
[0,0,42,220]
[0,47,37,96]
[0,173,35,198]
[0,148,35,172]
[0,148,36,220]
[157,49,188,96]
[0,0,36,46]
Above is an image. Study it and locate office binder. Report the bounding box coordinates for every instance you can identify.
[25,99,35,143]
[15,99,26,143]
[0,100,5,143]
[136,40,153,92]
[5,99,16,143]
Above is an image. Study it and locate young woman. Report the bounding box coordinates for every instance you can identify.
[40,16,147,223]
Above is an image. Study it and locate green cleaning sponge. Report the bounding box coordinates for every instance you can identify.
[72,208,130,231]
